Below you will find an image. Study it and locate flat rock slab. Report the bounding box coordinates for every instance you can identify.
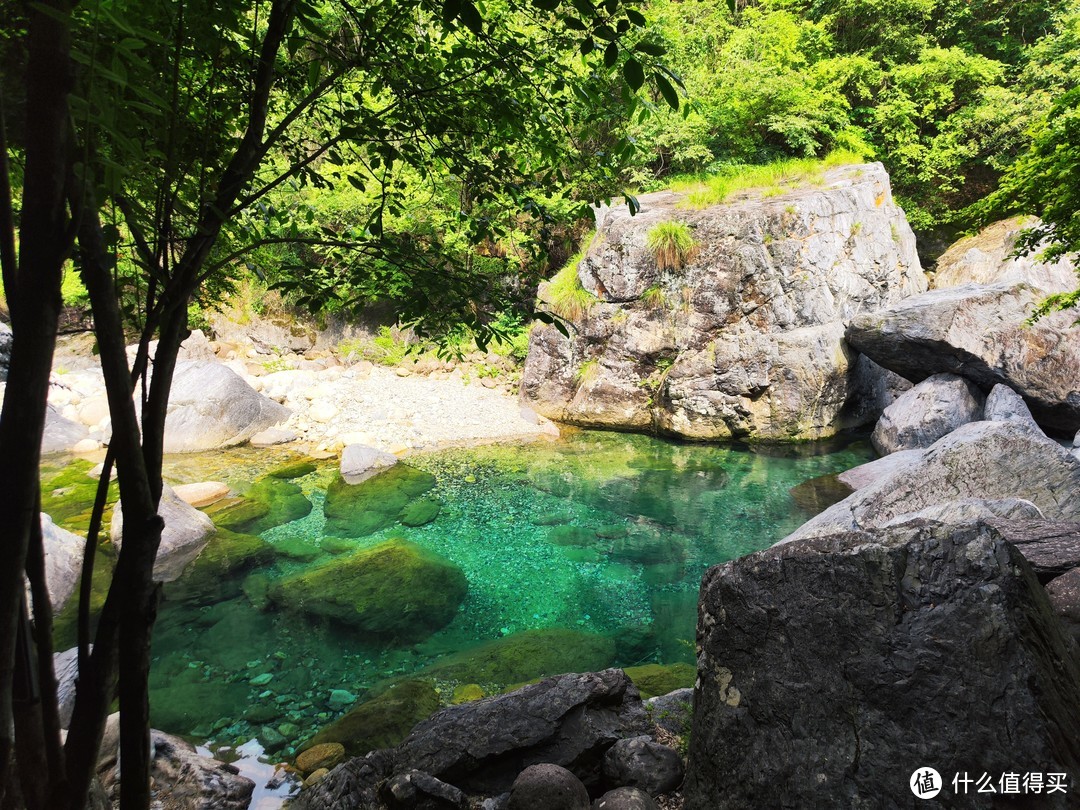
[986,520,1080,582]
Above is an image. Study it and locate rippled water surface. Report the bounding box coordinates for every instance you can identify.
[142,429,871,785]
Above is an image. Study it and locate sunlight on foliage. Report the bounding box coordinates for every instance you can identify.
[544,234,598,322]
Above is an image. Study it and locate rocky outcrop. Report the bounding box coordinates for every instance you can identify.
[396,669,649,795]
[162,360,290,452]
[783,420,1080,544]
[97,720,255,809]
[1046,568,1080,645]
[685,520,1080,809]
[295,670,651,809]
[933,216,1077,294]
[847,282,1080,434]
[521,163,926,441]
[506,764,590,810]
[870,373,983,454]
[983,520,1080,582]
[111,484,216,582]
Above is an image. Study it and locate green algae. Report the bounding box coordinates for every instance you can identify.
[205,476,312,534]
[267,539,467,642]
[323,465,437,537]
[266,459,318,480]
[40,458,119,535]
[424,628,616,685]
[304,679,440,756]
[167,528,274,604]
[399,497,442,527]
[624,662,696,698]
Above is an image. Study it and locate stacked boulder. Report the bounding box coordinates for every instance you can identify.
[292,669,687,810]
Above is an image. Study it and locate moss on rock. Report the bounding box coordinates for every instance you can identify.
[425,628,616,686]
[266,459,318,480]
[399,497,442,527]
[624,662,696,698]
[267,539,466,642]
[204,476,312,534]
[323,465,437,538]
[305,679,440,757]
[40,459,119,535]
[168,528,274,604]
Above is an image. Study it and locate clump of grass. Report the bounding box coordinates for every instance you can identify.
[668,148,867,209]
[543,231,598,322]
[641,284,668,308]
[646,221,696,271]
[338,325,413,365]
[574,358,600,388]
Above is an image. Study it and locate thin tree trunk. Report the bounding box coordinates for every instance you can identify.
[0,0,75,802]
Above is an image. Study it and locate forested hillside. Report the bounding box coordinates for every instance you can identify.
[229,0,1080,332]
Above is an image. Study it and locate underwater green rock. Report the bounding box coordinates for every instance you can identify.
[150,680,251,735]
[789,472,854,516]
[399,497,442,527]
[546,525,596,547]
[424,628,616,685]
[624,662,696,698]
[40,458,119,535]
[323,465,437,537]
[204,475,312,534]
[305,679,439,757]
[266,459,318,480]
[166,528,274,605]
[267,539,467,642]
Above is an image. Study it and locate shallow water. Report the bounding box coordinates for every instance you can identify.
[148,429,871,791]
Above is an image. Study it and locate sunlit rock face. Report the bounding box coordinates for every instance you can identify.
[521,163,926,442]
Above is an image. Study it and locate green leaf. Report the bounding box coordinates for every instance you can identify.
[604,41,618,68]
[442,0,461,25]
[625,8,646,26]
[634,41,666,56]
[459,0,482,32]
[654,73,679,111]
[623,58,644,90]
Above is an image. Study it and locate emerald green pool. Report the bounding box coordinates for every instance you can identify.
[147,429,872,764]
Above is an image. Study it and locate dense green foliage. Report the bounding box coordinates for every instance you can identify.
[633,0,1079,231]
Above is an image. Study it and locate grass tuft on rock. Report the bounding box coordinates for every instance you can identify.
[646,221,696,271]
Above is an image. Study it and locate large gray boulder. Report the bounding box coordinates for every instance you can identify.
[397,669,649,795]
[784,419,1080,545]
[162,360,290,452]
[39,513,83,611]
[340,443,398,485]
[933,216,1077,294]
[983,382,1041,428]
[522,163,926,441]
[0,321,12,381]
[984,520,1080,582]
[685,520,1080,809]
[847,282,1080,434]
[41,403,90,455]
[111,483,215,582]
[870,373,983,454]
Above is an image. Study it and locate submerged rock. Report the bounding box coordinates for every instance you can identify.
[203,474,312,534]
[267,539,467,641]
[166,527,274,604]
[340,443,399,484]
[422,628,616,686]
[323,464,437,538]
[305,679,441,757]
[622,663,695,699]
[685,520,1080,809]
[521,163,926,441]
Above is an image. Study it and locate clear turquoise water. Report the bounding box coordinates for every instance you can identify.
[150,429,872,761]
